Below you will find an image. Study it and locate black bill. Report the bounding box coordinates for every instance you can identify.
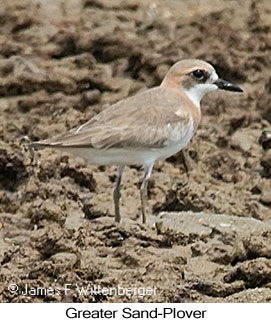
[215,78,243,92]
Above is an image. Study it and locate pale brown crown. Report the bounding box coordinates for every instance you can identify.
[161,59,215,90]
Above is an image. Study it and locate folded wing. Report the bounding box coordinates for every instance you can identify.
[33,87,190,150]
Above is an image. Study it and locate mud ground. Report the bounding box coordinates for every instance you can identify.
[0,0,270,302]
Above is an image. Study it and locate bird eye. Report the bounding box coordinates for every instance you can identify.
[192,69,204,79]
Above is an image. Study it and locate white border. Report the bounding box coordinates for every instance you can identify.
[0,303,269,322]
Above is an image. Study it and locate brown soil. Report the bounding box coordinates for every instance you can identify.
[0,0,270,303]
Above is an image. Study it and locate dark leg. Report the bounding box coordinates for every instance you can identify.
[113,166,125,223]
[140,164,153,224]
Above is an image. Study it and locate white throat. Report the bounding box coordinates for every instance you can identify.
[184,83,218,108]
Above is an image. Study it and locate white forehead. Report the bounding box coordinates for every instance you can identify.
[208,69,219,83]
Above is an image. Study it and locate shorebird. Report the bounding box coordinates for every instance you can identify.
[31,59,243,223]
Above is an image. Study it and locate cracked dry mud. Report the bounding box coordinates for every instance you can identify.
[0,0,271,302]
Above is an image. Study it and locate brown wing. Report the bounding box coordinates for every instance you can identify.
[34,87,190,150]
